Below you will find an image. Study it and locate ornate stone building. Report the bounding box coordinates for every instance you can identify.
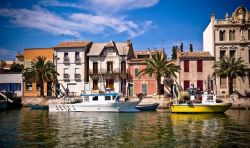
[203,6,250,96]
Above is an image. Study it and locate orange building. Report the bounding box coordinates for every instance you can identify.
[23,48,54,97]
[128,50,165,97]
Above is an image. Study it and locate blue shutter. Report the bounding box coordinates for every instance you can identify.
[11,83,15,92]
[4,83,8,91]
[0,83,2,90]
[18,83,21,91]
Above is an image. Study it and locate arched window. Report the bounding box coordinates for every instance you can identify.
[219,30,225,41]
[229,30,235,41]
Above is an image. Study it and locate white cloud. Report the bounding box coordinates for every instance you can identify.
[0,6,152,37]
[39,0,82,9]
[87,0,160,14]
[0,47,17,60]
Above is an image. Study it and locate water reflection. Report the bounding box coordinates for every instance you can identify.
[0,109,249,147]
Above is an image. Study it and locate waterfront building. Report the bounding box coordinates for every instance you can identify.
[203,6,250,95]
[176,51,215,92]
[23,48,54,97]
[87,40,133,95]
[0,73,22,96]
[54,41,92,96]
[127,50,164,97]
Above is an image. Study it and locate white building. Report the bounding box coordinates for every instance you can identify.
[54,41,92,95]
[203,6,250,96]
[0,73,23,96]
[87,40,134,95]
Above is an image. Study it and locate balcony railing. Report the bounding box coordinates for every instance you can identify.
[75,73,81,81]
[89,69,128,76]
[64,73,70,81]
[75,57,81,64]
[63,57,70,64]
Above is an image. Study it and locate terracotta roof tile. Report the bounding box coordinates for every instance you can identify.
[179,51,213,58]
[56,41,91,48]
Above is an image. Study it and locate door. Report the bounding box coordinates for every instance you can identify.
[106,79,114,90]
[142,84,147,95]
[129,83,133,97]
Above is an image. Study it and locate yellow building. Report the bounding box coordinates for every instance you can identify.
[23,48,54,97]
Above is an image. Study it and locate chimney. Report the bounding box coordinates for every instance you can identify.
[211,13,215,23]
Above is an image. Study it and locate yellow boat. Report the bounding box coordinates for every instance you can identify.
[170,93,232,113]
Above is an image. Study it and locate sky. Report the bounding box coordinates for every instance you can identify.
[0,0,250,60]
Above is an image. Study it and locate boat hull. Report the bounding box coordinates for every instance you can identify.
[136,103,159,111]
[170,103,232,113]
[49,101,140,112]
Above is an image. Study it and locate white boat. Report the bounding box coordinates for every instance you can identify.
[49,93,140,112]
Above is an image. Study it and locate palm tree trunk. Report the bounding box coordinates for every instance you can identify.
[157,76,161,96]
[228,77,233,95]
[40,80,44,97]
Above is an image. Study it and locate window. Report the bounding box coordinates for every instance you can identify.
[184,60,189,72]
[64,53,69,63]
[183,81,190,90]
[36,82,40,90]
[75,52,80,62]
[93,96,98,101]
[135,68,139,77]
[219,30,225,41]
[105,96,111,101]
[107,61,113,73]
[220,77,227,88]
[25,60,31,68]
[229,30,235,41]
[106,79,114,90]
[220,50,226,59]
[26,83,32,91]
[197,60,203,72]
[121,61,126,74]
[249,50,250,63]
[93,62,98,74]
[197,80,203,91]
[93,79,98,90]
[230,50,236,57]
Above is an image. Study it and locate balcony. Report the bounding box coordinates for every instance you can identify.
[63,57,70,64]
[89,69,128,78]
[75,57,81,64]
[75,73,81,81]
[64,73,70,81]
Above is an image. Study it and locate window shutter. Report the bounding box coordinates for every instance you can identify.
[183,80,190,90]
[184,60,189,72]
[197,80,203,91]
[197,60,203,72]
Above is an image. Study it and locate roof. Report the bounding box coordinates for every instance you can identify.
[87,41,130,56]
[179,51,214,59]
[16,53,24,57]
[55,41,91,48]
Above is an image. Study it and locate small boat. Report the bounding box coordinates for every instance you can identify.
[136,103,159,111]
[170,92,232,113]
[49,92,140,112]
[30,104,49,110]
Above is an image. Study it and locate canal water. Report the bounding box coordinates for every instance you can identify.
[0,108,249,147]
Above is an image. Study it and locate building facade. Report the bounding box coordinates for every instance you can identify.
[177,51,215,93]
[23,48,54,97]
[128,50,164,97]
[54,41,92,96]
[203,6,250,95]
[0,73,22,96]
[87,40,133,95]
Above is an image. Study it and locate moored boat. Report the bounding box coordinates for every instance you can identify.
[136,103,159,111]
[170,92,232,113]
[49,92,140,112]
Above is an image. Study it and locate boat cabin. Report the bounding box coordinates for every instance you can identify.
[80,93,120,103]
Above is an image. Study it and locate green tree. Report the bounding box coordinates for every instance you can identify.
[23,56,59,97]
[10,63,23,72]
[171,46,178,59]
[139,51,181,95]
[213,56,248,95]
[180,43,183,52]
[189,43,193,52]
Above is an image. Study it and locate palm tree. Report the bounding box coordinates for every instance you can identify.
[23,56,59,97]
[138,51,181,95]
[213,56,248,95]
